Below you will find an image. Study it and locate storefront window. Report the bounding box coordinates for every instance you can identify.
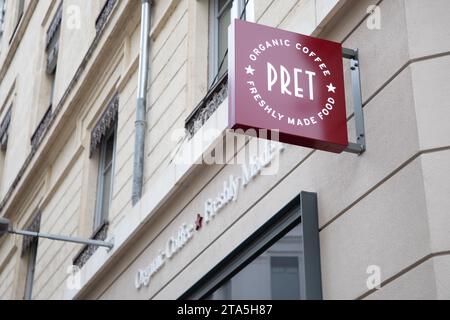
[207,225,304,300]
[182,192,322,301]
[271,256,301,299]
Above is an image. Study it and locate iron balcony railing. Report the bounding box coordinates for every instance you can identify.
[185,73,228,138]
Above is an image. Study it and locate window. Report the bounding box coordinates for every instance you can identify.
[22,213,41,300]
[207,225,304,300]
[208,0,247,85]
[45,3,62,107]
[94,121,116,231]
[209,0,233,85]
[89,94,118,234]
[23,236,38,300]
[31,4,62,149]
[71,95,118,269]
[181,192,322,300]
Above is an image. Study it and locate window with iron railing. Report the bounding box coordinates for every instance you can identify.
[73,94,118,269]
[94,124,116,232]
[31,3,63,149]
[185,0,246,138]
[185,72,228,138]
[91,94,118,232]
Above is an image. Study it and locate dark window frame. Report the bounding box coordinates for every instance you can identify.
[208,0,234,86]
[180,191,323,300]
[93,122,117,231]
[23,236,38,300]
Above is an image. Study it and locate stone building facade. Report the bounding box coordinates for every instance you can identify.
[0,0,449,300]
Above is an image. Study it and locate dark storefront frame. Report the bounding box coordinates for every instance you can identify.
[180,191,322,300]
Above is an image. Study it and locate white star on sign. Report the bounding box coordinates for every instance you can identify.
[245,65,255,76]
[327,83,337,93]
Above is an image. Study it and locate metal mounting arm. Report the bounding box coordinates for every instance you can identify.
[342,48,366,155]
[0,217,114,250]
[10,230,114,250]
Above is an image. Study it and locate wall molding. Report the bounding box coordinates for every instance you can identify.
[150,0,183,40]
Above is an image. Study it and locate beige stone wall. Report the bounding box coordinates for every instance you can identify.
[0,249,16,299]
[32,155,83,299]
[84,0,450,300]
[0,0,448,300]
[0,0,143,300]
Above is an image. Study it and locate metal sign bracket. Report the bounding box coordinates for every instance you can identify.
[342,48,366,155]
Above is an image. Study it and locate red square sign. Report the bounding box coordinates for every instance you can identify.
[229,20,348,153]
